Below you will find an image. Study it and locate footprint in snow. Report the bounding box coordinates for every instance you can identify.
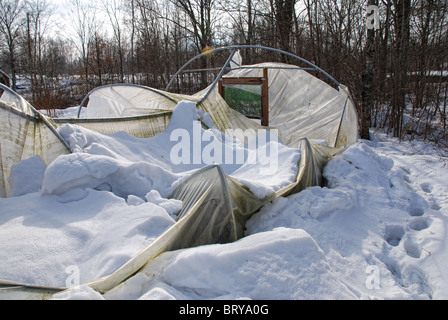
[404,239,421,258]
[430,202,441,210]
[408,217,430,231]
[384,225,405,247]
[409,206,425,217]
[420,182,433,194]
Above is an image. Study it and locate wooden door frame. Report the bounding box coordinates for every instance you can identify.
[218,68,269,126]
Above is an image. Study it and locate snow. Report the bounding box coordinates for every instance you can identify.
[1,100,448,300]
[8,155,47,197]
[99,134,448,300]
[0,189,175,287]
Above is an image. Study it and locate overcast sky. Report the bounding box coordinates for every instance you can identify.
[48,0,117,40]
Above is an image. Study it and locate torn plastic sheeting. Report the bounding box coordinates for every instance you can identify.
[88,165,239,293]
[82,84,178,119]
[85,137,330,294]
[54,111,173,139]
[0,101,71,198]
[222,63,358,148]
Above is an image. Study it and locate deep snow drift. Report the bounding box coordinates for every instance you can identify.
[1,101,447,300]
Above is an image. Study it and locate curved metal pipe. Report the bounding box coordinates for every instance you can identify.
[198,48,237,104]
[165,45,341,93]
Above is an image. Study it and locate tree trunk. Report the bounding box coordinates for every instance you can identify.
[273,0,295,59]
[361,0,378,140]
[391,0,411,137]
[8,43,17,91]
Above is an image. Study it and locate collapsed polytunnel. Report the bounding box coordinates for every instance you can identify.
[0,46,358,298]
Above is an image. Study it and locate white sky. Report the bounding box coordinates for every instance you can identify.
[48,0,116,40]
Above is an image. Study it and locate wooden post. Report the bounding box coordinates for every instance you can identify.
[261,68,269,126]
[218,79,224,98]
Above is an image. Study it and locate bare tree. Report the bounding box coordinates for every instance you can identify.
[361,0,378,140]
[133,0,171,87]
[125,0,137,83]
[101,0,125,82]
[272,0,295,58]
[88,30,107,86]
[217,0,257,61]
[24,0,55,99]
[170,0,216,52]
[65,0,97,90]
[303,0,322,66]
[390,0,411,137]
[0,0,24,90]
[1,0,445,142]
[167,0,219,89]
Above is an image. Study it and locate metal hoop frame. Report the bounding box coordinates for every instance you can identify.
[165,45,342,96]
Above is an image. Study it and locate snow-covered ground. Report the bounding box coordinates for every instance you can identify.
[1,101,447,300]
[97,132,448,300]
